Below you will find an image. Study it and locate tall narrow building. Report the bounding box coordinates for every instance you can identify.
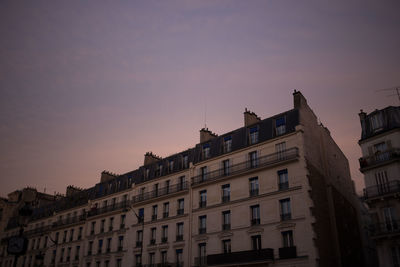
[359,106,400,267]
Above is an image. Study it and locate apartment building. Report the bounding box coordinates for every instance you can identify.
[0,91,364,267]
[359,106,400,267]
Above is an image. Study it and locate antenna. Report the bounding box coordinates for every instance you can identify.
[204,96,207,129]
[376,86,400,103]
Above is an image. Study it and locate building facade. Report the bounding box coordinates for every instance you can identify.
[359,106,400,267]
[0,91,364,267]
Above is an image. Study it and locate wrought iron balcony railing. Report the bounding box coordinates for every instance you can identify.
[196,248,274,266]
[192,148,299,186]
[364,181,400,199]
[280,213,292,221]
[132,182,188,204]
[87,201,130,217]
[370,220,400,238]
[359,148,400,171]
[279,246,297,259]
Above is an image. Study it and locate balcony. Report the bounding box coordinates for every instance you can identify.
[176,235,183,241]
[364,181,400,200]
[196,248,273,266]
[177,209,184,215]
[279,182,289,191]
[150,239,156,245]
[221,196,230,203]
[359,148,400,172]
[192,148,299,186]
[132,182,188,204]
[136,241,143,248]
[249,189,259,197]
[152,215,157,221]
[161,237,168,243]
[281,213,292,221]
[370,220,400,239]
[222,224,231,231]
[24,225,52,236]
[279,246,297,259]
[118,246,123,252]
[87,201,130,217]
[163,212,169,218]
[251,218,260,226]
[52,215,86,228]
[199,201,207,208]
[199,228,206,234]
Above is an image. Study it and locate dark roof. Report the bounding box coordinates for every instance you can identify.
[360,106,400,141]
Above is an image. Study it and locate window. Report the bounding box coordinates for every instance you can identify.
[177,199,184,215]
[222,211,231,230]
[178,176,185,190]
[60,248,64,262]
[152,205,158,221]
[138,208,144,223]
[116,259,122,267]
[67,247,71,261]
[278,169,289,190]
[222,239,231,254]
[63,230,67,242]
[383,207,398,231]
[156,164,162,177]
[150,228,156,245]
[88,241,93,255]
[96,261,100,267]
[166,180,170,193]
[162,225,168,243]
[139,187,145,200]
[52,250,56,264]
[44,236,48,248]
[221,184,230,202]
[101,219,105,233]
[109,217,114,231]
[249,177,259,196]
[249,127,258,144]
[78,227,83,240]
[251,235,262,250]
[183,155,189,168]
[118,236,124,251]
[55,232,59,244]
[374,142,389,161]
[69,229,74,242]
[105,260,109,267]
[199,190,207,208]
[111,198,116,208]
[106,238,112,252]
[154,183,159,197]
[145,168,149,179]
[136,230,143,247]
[91,222,96,235]
[135,254,142,267]
[169,160,174,172]
[177,223,184,241]
[251,205,260,225]
[223,159,230,176]
[162,202,169,218]
[120,215,126,229]
[199,215,207,234]
[75,246,80,260]
[282,231,294,247]
[98,239,103,254]
[280,198,291,221]
[249,151,258,168]
[276,142,286,160]
[203,144,211,159]
[176,249,183,267]
[161,251,168,265]
[199,243,207,265]
[370,112,383,130]
[391,246,400,267]
[223,136,232,153]
[275,117,286,135]
[149,253,155,266]
[200,166,208,181]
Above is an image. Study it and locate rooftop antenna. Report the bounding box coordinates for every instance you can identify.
[376,86,400,103]
[204,96,207,129]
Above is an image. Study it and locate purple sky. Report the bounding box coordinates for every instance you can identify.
[1,1,399,197]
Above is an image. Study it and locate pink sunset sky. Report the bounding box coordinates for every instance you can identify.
[0,1,399,197]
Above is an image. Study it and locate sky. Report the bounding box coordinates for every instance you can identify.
[0,1,399,197]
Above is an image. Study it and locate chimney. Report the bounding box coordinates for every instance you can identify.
[293,89,308,109]
[244,108,261,127]
[200,128,218,143]
[358,109,367,122]
[100,170,118,183]
[66,186,83,197]
[144,152,162,166]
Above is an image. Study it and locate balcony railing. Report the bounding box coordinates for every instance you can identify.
[279,182,289,191]
[24,225,52,236]
[152,215,157,221]
[281,213,292,221]
[370,220,400,238]
[199,228,206,234]
[136,241,143,247]
[251,218,260,226]
[150,239,156,245]
[176,235,183,241]
[163,212,169,218]
[249,189,259,197]
[87,201,130,217]
[132,182,188,204]
[222,224,231,231]
[199,201,207,208]
[364,181,400,199]
[221,196,230,203]
[359,148,400,171]
[161,237,168,243]
[279,246,297,259]
[52,215,86,228]
[177,209,184,215]
[192,148,299,186]
[197,248,274,266]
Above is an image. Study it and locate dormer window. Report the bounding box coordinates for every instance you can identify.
[223,136,232,153]
[249,127,258,145]
[145,168,149,179]
[203,144,211,159]
[275,117,286,135]
[370,113,383,131]
[169,160,174,172]
[183,155,189,168]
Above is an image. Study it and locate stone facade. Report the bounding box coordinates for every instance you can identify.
[0,91,364,267]
[359,106,400,267]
